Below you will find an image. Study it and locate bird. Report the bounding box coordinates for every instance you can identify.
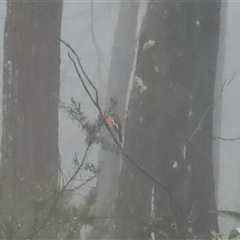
[106,113,122,143]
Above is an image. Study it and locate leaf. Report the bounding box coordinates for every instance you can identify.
[229,229,240,239]
[214,210,240,222]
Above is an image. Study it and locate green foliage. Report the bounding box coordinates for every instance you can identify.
[185,229,222,240]
[139,214,178,239]
[214,210,240,222]
[72,189,97,226]
[211,230,222,240]
[0,96,118,239]
[213,210,240,240]
[60,98,103,146]
[140,212,222,240]
[0,182,96,239]
[229,229,240,240]
[61,97,121,151]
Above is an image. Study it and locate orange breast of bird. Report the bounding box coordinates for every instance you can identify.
[107,116,113,128]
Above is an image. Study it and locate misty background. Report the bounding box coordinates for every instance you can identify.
[0,0,239,239]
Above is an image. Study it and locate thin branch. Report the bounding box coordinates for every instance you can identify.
[189,105,212,142]
[39,35,184,225]
[202,130,240,142]
[67,52,103,117]
[22,145,91,240]
[21,2,190,237]
[65,176,96,191]
[60,39,99,105]
[167,199,178,238]
[68,53,98,107]
[90,0,103,97]
[63,42,186,221]
[226,71,237,87]
[48,145,91,218]
[189,71,237,142]
[32,1,187,223]
[90,0,110,73]
[213,136,240,141]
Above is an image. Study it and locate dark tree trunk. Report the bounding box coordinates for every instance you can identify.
[90,1,140,238]
[1,0,62,197]
[114,1,221,239]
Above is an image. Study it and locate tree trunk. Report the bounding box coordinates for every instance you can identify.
[90,1,140,238]
[1,0,62,198]
[114,1,221,239]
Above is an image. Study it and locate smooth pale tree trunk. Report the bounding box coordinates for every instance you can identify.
[213,2,227,203]
[90,1,140,238]
[1,0,62,198]
[114,1,221,239]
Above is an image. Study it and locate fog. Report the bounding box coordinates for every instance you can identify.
[0,0,240,239]
[217,2,240,236]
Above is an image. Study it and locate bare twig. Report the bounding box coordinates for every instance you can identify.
[189,105,212,142]
[213,136,240,141]
[68,53,99,109]
[189,71,237,142]
[90,0,110,74]
[60,39,99,105]
[90,0,103,98]
[61,41,187,221]
[226,71,237,87]
[33,0,187,224]
[167,199,178,237]
[65,176,96,191]
[202,129,240,142]
[22,145,91,240]
[187,200,199,225]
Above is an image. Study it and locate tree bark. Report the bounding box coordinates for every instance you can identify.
[1,0,62,197]
[90,1,140,238]
[114,1,221,239]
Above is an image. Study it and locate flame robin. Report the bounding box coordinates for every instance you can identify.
[106,113,122,143]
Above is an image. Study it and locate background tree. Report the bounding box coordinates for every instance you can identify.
[89,1,140,238]
[114,1,221,239]
[1,0,62,198]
